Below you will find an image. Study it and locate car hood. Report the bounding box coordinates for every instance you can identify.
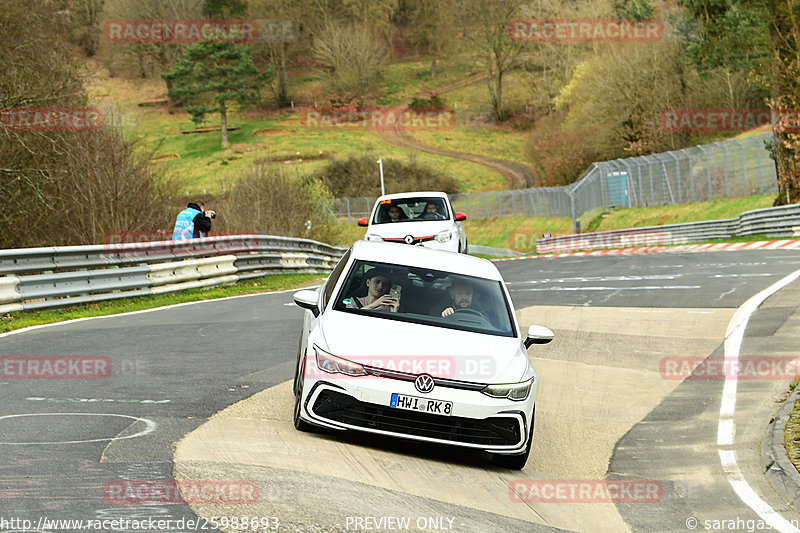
[367,220,452,238]
[319,310,530,384]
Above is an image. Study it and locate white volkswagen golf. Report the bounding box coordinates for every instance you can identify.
[358,191,468,253]
[292,241,553,469]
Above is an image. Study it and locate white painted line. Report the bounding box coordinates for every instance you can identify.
[0,413,156,445]
[717,267,800,533]
[511,285,701,292]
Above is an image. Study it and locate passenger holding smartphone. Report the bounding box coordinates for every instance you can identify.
[345,267,400,312]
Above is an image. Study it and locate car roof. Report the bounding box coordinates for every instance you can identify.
[376,191,449,202]
[349,241,503,281]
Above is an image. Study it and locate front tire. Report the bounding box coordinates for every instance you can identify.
[492,409,534,470]
[293,357,313,432]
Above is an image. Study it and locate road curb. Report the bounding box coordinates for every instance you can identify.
[763,385,800,505]
[493,239,800,261]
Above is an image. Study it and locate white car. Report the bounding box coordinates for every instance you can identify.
[292,240,553,469]
[358,192,468,254]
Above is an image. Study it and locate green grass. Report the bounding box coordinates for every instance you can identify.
[0,273,324,334]
[591,194,775,231]
[463,217,573,253]
[407,128,530,167]
[440,70,536,115]
[784,381,800,473]
[91,59,507,196]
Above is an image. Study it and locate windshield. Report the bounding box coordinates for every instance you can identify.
[333,260,516,337]
[371,197,450,224]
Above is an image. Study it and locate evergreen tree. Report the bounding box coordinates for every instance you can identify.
[163,41,273,148]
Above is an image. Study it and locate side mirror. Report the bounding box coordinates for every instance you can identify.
[524,325,554,348]
[293,289,320,317]
[357,218,369,227]
[454,212,467,221]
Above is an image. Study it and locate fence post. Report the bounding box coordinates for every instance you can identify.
[731,138,745,197]
[697,144,712,200]
[713,142,730,198]
[345,198,351,224]
[756,134,764,193]
[681,149,694,203]
[667,152,681,203]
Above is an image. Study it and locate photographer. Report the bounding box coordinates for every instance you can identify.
[172,200,216,241]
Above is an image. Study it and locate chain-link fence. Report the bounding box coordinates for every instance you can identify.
[330,132,778,223]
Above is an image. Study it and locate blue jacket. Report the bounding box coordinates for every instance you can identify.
[172,205,206,240]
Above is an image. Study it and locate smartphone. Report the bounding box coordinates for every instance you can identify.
[390,284,401,299]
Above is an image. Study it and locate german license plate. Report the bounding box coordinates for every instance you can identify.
[390,393,452,416]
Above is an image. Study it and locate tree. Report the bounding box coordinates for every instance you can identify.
[678,0,800,203]
[203,0,247,18]
[99,0,203,78]
[312,22,386,107]
[555,40,699,159]
[60,0,106,56]
[0,0,177,248]
[460,0,525,121]
[405,0,455,79]
[163,42,273,147]
[248,0,306,107]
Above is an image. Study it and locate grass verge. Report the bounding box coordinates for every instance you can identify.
[0,273,324,334]
[784,378,800,473]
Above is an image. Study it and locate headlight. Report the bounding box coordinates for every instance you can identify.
[365,234,384,242]
[314,346,367,376]
[435,230,452,243]
[481,377,534,401]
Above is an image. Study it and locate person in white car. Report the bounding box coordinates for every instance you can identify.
[344,267,400,312]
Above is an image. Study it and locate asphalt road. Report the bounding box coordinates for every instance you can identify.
[2,249,800,532]
[499,250,800,308]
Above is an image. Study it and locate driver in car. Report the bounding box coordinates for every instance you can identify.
[432,279,477,317]
[418,201,443,220]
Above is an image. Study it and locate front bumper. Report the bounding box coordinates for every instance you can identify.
[369,234,460,252]
[299,372,536,454]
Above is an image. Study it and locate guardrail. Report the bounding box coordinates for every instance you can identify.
[536,204,800,254]
[0,235,346,314]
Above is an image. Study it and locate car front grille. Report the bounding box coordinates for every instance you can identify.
[311,389,522,447]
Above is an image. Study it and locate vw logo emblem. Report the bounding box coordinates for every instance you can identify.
[415,373,435,393]
[403,235,415,245]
